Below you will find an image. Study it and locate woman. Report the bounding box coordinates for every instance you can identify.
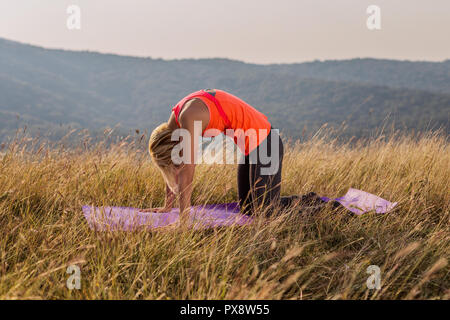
[146,89,300,218]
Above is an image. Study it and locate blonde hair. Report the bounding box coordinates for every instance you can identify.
[149,123,180,193]
[148,122,178,168]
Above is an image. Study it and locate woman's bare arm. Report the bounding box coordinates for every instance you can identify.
[178,164,195,218]
[164,183,176,209]
[176,99,210,219]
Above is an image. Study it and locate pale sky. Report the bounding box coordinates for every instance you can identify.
[0,0,449,64]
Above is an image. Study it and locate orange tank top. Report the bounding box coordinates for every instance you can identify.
[172,89,271,155]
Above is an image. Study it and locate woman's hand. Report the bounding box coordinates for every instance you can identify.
[141,183,176,213]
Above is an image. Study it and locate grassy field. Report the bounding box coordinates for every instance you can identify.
[0,129,448,299]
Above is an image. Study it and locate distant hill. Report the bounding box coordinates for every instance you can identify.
[0,38,449,143]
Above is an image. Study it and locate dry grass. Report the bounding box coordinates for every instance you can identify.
[0,129,448,300]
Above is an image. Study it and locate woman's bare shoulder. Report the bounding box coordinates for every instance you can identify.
[178,98,209,127]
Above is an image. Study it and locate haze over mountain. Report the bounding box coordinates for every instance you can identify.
[0,38,449,143]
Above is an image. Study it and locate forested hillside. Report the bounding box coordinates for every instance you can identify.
[1,38,449,142]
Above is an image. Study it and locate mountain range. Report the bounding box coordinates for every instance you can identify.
[0,37,449,143]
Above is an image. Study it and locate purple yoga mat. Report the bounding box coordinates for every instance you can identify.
[321,188,397,215]
[82,188,397,231]
[82,202,252,231]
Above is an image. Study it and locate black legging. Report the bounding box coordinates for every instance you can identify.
[237,128,297,216]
